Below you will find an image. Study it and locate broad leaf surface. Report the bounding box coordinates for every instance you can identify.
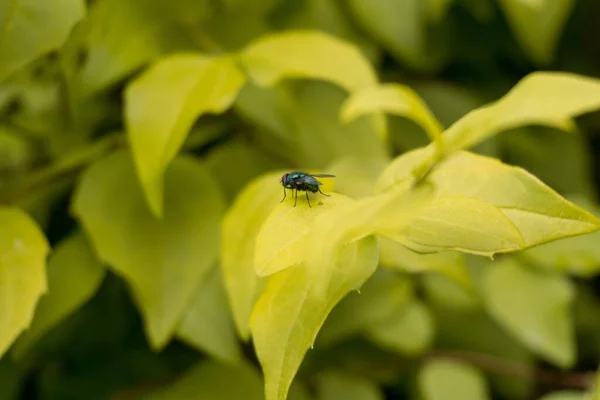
[12,232,105,357]
[240,30,378,91]
[254,191,348,277]
[125,54,246,216]
[498,0,575,65]
[176,266,242,364]
[73,151,225,349]
[482,259,575,367]
[378,149,600,255]
[221,171,287,339]
[0,0,85,82]
[418,359,490,400]
[250,236,379,400]
[366,299,434,356]
[0,207,49,357]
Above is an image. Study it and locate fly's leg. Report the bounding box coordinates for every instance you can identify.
[306,191,312,207]
[293,190,298,207]
[280,187,287,203]
[318,188,330,197]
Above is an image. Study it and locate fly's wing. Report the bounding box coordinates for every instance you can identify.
[300,174,335,185]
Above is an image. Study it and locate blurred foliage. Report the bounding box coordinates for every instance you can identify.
[3,0,600,399]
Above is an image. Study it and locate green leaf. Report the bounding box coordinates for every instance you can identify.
[125,54,246,217]
[0,0,85,82]
[205,137,285,203]
[235,79,388,173]
[12,232,105,357]
[316,371,383,400]
[0,358,22,400]
[538,391,586,400]
[365,299,434,356]
[418,359,491,400]
[317,269,413,346]
[379,236,472,289]
[176,265,242,365]
[346,0,444,70]
[144,360,265,400]
[0,207,49,358]
[250,236,379,400]
[72,150,226,349]
[240,30,378,91]
[482,259,575,367]
[521,196,600,278]
[340,83,444,155]
[78,0,208,93]
[500,127,596,199]
[498,0,575,65]
[221,171,287,339]
[378,149,600,255]
[434,72,600,157]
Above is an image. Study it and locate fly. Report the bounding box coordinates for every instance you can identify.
[279,172,336,207]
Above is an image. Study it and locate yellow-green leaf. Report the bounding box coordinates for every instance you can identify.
[341,83,444,155]
[125,54,246,217]
[498,0,575,65]
[521,196,600,277]
[12,232,105,357]
[381,195,524,256]
[250,236,379,400]
[254,193,350,277]
[366,299,434,356]
[418,359,491,400]
[221,171,287,339]
[317,269,413,346]
[176,266,242,365]
[0,207,49,357]
[240,30,378,91]
[482,259,575,368]
[379,236,472,289]
[72,151,225,349]
[316,371,383,400]
[0,0,85,82]
[378,149,600,255]
[437,72,600,156]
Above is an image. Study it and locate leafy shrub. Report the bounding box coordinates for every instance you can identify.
[2,1,600,400]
